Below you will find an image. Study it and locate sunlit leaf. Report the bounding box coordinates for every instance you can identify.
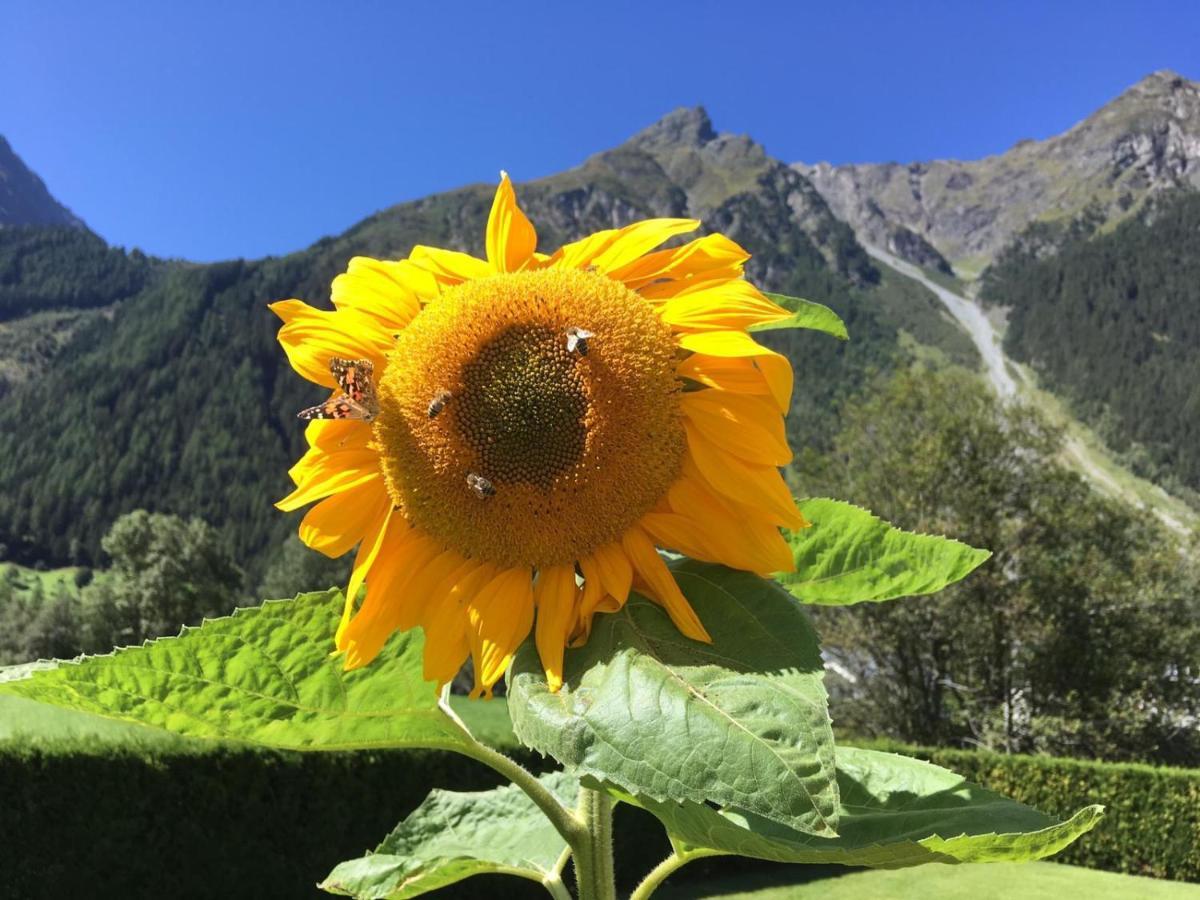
[627,747,1103,867]
[0,590,471,752]
[508,560,839,836]
[322,772,577,898]
[780,498,990,605]
[750,292,848,339]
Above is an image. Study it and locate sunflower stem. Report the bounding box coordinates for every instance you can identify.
[542,871,574,900]
[453,738,586,849]
[573,787,616,900]
[629,848,725,900]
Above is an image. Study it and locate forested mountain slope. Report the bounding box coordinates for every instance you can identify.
[0,109,969,583]
[981,190,1200,498]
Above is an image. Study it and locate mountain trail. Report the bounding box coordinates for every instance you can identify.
[864,244,1194,537]
[864,244,1016,398]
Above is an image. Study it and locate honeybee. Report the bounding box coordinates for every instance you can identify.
[565,326,594,356]
[427,389,452,419]
[297,358,379,422]
[466,472,495,500]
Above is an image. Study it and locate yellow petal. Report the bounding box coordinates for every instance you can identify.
[682,390,793,466]
[277,452,381,511]
[659,280,791,332]
[270,300,394,389]
[486,172,538,274]
[551,228,622,271]
[534,565,579,693]
[621,525,710,642]
[333,508,406,653]
[638,511,716,561]
[420,560,497,687]
[408,244,493,287]
[677,330,794,412]
[571,554,619,647]
[331,257,425,331]
[610,233,750,292]
[590,219,700,273]
[467,567,535,698]
[684,423,803,530]
[336,528,441,658]
[287,421,373,486]
[676,354,776,405]
[298,477,392,558]
[550,219,700,274]
[591,542,633,608]
[666,474,796,574]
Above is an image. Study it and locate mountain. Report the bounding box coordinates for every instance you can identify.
[981,189,1200,501]
[0,109,970,582]
[0,136,85,229]
[797,71,1200,275]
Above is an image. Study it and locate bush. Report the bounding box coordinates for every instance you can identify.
[4,733,1196,897]
[0,737,681,900]
[856,740,1200,881]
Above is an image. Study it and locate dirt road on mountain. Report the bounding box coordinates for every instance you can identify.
[863,244,1193,536]
[863,245,1016,398]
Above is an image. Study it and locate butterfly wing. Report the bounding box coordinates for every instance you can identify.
[297,394,373,421]
[330,357,379,417]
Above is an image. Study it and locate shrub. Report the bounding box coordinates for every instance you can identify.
[0,738,677,900]
[856,740,1200,881]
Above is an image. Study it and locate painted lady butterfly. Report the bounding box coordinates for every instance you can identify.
[297,357,380,422]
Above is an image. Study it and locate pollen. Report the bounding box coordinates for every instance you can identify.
[373,267,686,567]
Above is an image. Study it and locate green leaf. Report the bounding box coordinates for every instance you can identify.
[508,559,839,836]
[750,292,848,339]
[780,498,991,606]
[321,772,577,898]
[626,747,1104,867]
[0,590,470,752]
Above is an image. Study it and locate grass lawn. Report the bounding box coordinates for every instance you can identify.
[0,561,86,599]
[658,861,1200,899]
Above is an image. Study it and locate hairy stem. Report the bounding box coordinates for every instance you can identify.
[453,738,586,848]
[542,871,574,900]
[572,787,617,900]
[630,848,724,900]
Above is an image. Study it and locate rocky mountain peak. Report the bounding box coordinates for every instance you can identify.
[796,71,1200,275]
[0,136,86,229]
[628,106,717,151]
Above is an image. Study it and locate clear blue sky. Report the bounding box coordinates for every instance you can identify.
[4,0,1198,261]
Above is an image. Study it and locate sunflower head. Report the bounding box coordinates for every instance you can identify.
[272,173,805,697]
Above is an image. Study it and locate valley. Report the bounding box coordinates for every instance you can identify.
[0,69,1198,581]
[865,245,1199,534]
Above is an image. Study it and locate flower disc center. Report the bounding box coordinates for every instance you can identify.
[374,267,685,567]
[455,324,588,488]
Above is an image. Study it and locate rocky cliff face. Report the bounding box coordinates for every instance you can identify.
[0,136,85,229]
[796,71,1200,274]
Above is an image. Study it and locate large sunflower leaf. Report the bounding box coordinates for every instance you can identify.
[0,590,471,751]
[780,498,991,606]
[321,772,577,899]
[508,559,839,836]
[627,747,1104,867]
[751,292,848,339]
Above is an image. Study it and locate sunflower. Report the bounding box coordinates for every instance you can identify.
[272,173,806,697]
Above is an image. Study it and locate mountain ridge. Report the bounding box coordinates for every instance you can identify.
[796,70,1200,274]
[0,136,86,230]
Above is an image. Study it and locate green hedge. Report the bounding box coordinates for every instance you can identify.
[3,731,1196,898]
[0,735,833,900]
[856,741,1200,882]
